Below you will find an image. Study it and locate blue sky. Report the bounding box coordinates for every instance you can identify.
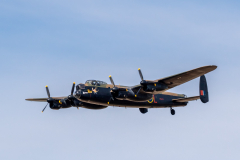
[0,1,240,159]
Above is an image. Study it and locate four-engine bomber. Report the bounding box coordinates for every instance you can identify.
[26,65,217,115]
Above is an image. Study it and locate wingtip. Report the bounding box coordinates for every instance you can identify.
[209,65,218,70]
[200,65,218,70]
[212,65,218,68]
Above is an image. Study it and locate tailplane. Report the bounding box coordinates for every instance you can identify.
[172,75,209,103]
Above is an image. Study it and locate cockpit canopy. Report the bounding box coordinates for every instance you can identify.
[85,80,107,86]
[76,80,108,90]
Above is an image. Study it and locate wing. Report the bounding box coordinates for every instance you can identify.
[155,65,217,90]
[25,97,67,102]
[131,65,217,94]
[172,96,200,102]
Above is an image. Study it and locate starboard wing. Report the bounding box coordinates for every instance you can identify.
[131,65,217,94]
[155,65,217,90]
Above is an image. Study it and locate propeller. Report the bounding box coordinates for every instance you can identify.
[68,82,76,100]
[136,68,168,95]
[108,75,117,104]
[60,82,77,106]
[42,103,48,113]
[135,68,147,97]
[138,68,144,81]
[42,85,54,113]
[108,75,127,104]
[68,82,82,109]
[109,76,115,87]
[46,85,51,98]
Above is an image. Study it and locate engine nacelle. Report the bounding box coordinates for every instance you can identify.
[114,91,129,100]
[143,82,168,92]
[49,102,61,110]
[49,99,72,110]
[143,84,156,92]
[155,82,168,91]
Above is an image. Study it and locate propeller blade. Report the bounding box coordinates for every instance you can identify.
[46,85,50,98]
[71,82,75,95]
[138,68,144,81]
[107,96,114,104]
[109,75,115,87]
[135,86,142,97]
[42,103,48,113]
